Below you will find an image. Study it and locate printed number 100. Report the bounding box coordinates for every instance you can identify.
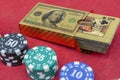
[70,69,83,79]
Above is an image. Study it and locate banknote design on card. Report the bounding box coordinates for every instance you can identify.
[19,3,89,48]
[21,3,89,35]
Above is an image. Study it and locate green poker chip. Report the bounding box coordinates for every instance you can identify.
[24,46,57,71]
[27,62,58,74]
[24,46,58,80]
[26,64,58,80]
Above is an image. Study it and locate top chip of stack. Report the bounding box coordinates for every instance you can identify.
[0,33,27,56]
[0,33,28,66]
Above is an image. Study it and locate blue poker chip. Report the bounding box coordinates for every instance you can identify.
[59,61,94,80]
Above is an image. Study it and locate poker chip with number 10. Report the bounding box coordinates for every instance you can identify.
[59,61,94,80]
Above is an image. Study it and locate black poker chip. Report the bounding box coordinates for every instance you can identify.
[0,55,24,67]
[0,33,28,66]
[0,56,24,63]
[0,33,28,56]
[1,60,23,67]
[0,49,27,60]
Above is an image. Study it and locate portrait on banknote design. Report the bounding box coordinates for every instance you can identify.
[41,10,66,27]
[78,16,111,37]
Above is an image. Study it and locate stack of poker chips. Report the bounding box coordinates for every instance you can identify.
[59,61,94,80]
[24,46,58,80]
[0,33,28,66]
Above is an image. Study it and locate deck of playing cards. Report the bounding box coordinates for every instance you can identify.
[19,3,120,53]
[19,3,89,48]
[75,13,120,53]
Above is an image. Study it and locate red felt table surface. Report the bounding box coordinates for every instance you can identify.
[0,0,120,80]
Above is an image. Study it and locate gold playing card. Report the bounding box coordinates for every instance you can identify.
[19,3,89,48]
[75,13,120,53]
[20,3,89,36]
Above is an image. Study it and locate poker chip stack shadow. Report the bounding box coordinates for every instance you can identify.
[0,33,28,66]
[24,46,58,80]
[59,61,94,80]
